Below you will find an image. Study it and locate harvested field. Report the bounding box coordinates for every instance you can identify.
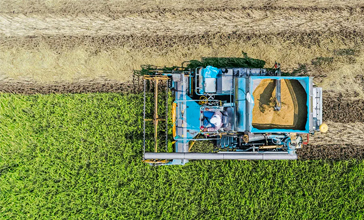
[2,33,364,91]
[1,2,364,91]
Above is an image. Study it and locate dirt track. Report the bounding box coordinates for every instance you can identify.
[1,8,364,37]
[2,31,364,51]
[0,1,363,159]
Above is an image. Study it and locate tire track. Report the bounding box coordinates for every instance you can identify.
[0,8,363,37]
[1,0,363,15]
[2,31,363,50]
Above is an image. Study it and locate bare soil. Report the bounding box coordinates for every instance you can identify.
[298,144,364,160]
[323,92,364,123]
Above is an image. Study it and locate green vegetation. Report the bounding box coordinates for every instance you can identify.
[189,135,215,153]
[186,54,266,69]
[334,48,358,56]
[311,57,334,67]
[134,53,267,76]
[0,93,363,219]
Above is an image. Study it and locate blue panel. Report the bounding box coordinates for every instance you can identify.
[185,96,202,138]
[202,66,220,78]
[175,95,201,141]
[249,76,310,133]
[236,77,246,132]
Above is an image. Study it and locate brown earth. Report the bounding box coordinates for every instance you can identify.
[323,92,364,123]
[297,144,364,160]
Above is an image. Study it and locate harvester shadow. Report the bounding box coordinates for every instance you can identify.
[258,81,275,113]
[285,79,307,130]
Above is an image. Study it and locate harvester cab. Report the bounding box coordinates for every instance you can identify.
[138,58,326,165]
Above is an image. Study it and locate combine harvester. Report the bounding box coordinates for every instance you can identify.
[139,57,328,165]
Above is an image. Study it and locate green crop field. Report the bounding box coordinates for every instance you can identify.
[0,93,363,219]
